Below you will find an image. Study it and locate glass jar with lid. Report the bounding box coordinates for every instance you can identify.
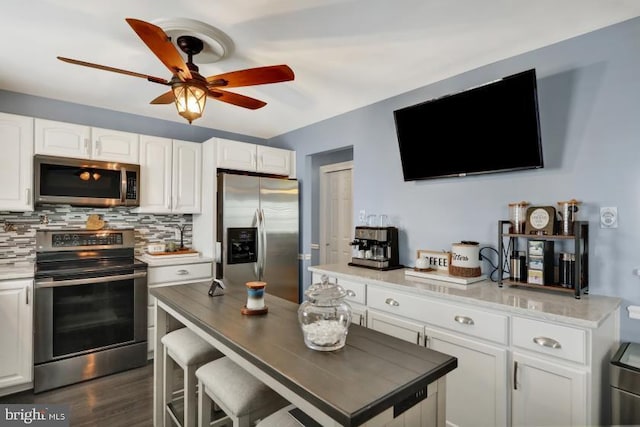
[298,275,352,351]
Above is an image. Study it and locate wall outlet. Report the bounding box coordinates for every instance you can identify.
[600,207,618,228]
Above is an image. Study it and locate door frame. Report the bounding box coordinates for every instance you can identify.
[319,161,353,264]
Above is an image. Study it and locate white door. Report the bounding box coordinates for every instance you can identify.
[0,113,33,211]
[0,279,33,391]
[511,351,587,426]
[172,140,202,213]
[138,135,173,213]
[426,327,508,427]
[91,127,139,163]
[319,161,353,265]
[34,119,91,158]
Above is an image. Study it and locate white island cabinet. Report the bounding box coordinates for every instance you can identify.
[308,263,621,427]
[139,255,213,359]
[0,275,34,397]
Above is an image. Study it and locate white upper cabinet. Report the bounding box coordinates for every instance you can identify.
[138,135,173,213]
[91,127,139,163]
[137,136,201,214]
[257,145,293,177]
[172,140,202,213]
[216,138,295,177]
[35,119,139,163]
[0,113,34,212]
[35,119,91,158]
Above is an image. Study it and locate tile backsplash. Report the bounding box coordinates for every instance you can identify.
[0,205,193,264]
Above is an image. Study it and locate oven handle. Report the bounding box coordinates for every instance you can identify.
[35,271,147,289]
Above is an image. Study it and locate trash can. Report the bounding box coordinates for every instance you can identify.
[611,342,640,425]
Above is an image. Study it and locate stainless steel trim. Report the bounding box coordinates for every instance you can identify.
[35,272,147,288]
[34,342,147,393]
[35,228,136,252]
[533,336,562,349]
[261,208,267,278]
[120,168,126,204]
[454,315,475,325]
[350,257,391,269]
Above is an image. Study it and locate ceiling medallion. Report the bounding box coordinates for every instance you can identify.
[152,17,234,64]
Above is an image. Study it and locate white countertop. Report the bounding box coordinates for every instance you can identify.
[0,262,35,280]
[136,254,214,267]
[309,264,621,329]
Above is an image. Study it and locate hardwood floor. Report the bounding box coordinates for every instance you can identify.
[0,363,154,426]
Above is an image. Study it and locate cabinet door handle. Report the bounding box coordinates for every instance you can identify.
[96,140,101,154]
[513,361,518,390]
[385,298,399,307]
[346,289,356,297]
[26,286,30,305]
[533,336,562,349]
[25,188,30,202]
[84,138,90,154]
[176,269,189,276]
[454,315,474,325]
[416,331,423,346]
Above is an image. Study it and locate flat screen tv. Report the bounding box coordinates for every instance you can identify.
[394,68,543,181]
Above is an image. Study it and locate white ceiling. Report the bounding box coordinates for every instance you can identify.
[2,1,640,139]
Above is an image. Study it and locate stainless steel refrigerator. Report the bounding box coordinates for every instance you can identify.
[216,172,300,303]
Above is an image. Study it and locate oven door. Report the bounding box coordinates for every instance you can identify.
[34,270,147,364]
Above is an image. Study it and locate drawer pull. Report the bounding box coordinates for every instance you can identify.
[454,315,474,325]
[346,289,356,297]
[533,336,561,349]
[176,269,190,275]
[385,298,399,307]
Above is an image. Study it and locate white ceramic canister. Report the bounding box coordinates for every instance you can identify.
[449,241,481,277]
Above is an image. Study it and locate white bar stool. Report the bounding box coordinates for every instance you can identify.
[196,357,289,427]
[255,405,301,427]
[162,327,224,427]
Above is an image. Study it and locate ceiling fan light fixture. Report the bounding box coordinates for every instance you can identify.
[172,81,207,124]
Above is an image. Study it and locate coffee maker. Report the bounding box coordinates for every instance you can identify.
[349,226,403,270]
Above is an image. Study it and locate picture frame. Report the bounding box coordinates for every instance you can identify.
[416,249,451,272]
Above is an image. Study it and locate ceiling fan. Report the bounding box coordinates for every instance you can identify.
[57,18,294,123]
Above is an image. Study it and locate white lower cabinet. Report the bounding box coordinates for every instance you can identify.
[426,327,507,427]
[0,279,33,395]
[145,259,213,358]
[308,268,617,427]
[368,309,423,345]
[511,351,586,427]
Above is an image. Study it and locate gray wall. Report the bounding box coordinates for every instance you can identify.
[0,90,266,145]
[271,17,640,343]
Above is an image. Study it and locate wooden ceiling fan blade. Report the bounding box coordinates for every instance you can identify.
[150,91,175,104]
[57,57,170,85]
[206,65,294,88]
[125,18,192,81]
[208,89,267,110]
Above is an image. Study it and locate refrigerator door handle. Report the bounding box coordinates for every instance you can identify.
[253,208,261,279]
[261,208,268,278]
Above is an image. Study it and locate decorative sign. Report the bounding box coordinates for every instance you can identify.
[416,249,451,272]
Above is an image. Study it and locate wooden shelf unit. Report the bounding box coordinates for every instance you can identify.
[498,220,589,299]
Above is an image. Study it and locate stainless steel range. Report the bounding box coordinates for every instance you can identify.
[33,228,147,393]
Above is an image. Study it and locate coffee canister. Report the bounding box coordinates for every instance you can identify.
[450,241,481,277]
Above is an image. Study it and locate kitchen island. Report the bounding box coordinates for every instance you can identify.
[151,281,457,426]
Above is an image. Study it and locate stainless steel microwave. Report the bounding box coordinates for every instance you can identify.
[34,155,140,207]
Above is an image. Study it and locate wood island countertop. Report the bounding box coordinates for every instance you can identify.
[150,281,457,426]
